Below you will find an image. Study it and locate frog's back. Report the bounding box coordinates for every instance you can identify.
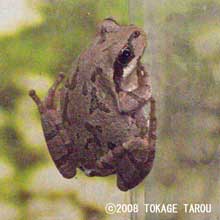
[63,64,139,165]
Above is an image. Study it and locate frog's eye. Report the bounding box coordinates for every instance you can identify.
[118,47,134,65]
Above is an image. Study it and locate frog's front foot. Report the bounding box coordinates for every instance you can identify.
[29,73,78,178]
[118,64,152,114]
[97,98,156,191]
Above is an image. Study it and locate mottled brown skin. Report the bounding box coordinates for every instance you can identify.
[29,18,157,191]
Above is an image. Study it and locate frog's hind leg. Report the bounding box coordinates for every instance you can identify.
[97,98,156,191]
[29,73,78,178]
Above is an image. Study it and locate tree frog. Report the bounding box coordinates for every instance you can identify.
[29,18,157,191]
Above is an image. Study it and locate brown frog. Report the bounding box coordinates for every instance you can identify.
[29,18,157,191]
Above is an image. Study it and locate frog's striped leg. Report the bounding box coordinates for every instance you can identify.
[29,73,78,178]
[97,98,156,191]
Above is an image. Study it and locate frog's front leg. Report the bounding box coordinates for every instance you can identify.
[118,64,151,113]
[97,98,156,191]
[29,73,78,178]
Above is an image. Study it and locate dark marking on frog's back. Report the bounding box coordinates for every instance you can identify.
[84,138,94,150]
[82,82,88,96]
[85,122,102,136]
[91,67,103,83]
[91,71,97,83]
[91,87,97,97]
[89,86,111,114]
[84,121,102,148]
[85,122,94,133]
[95,125,103,133]
[98,102,110,113]
[76,133,80,139]
[107,142,117,150]
[89,87,99,114]
[94,136,101,147]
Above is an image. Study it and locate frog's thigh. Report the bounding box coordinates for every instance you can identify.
[116,137,155,191]
[41,111,77,178]
[29,74,77,179]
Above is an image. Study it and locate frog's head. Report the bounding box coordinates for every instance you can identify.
[97,18,147,93]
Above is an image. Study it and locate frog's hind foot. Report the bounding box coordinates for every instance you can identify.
[29,73,78,179]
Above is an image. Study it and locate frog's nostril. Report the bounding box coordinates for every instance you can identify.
[133,31,140,38]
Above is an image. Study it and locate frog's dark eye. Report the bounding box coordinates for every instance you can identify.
[118,47,134,65]
[121,48,131,59]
